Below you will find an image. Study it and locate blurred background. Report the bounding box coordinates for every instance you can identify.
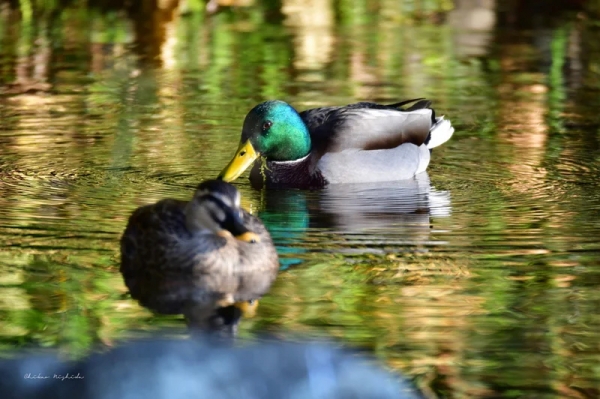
[1,0,600,398]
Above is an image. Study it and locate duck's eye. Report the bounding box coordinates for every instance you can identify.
[262,120,272,131]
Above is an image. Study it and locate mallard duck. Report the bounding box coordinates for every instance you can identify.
[119,180,279,331]
[218,99,454,189]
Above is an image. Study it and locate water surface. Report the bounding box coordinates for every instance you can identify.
[1,1,599,397]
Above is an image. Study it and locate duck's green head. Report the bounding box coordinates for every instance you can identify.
[218,101,311,182]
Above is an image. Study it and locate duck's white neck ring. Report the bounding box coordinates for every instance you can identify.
[267,153,311,166]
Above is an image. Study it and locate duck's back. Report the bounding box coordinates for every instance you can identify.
[120,199,196,274]
[119,199,221,314]
[299,100,436,154]
[294,99,453,185]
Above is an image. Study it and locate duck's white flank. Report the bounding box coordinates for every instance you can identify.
[317,144,431,184]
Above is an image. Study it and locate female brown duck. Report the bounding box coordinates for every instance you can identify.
[119,180,279,331]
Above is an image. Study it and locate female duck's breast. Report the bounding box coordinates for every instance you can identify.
[316,143,431,184]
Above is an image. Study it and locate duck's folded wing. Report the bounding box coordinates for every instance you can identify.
[300,102,435,153]
[120,200,188,269]
[317,144,431,184]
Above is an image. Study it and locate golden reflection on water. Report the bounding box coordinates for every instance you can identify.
[447,0,496,58]
[1,2,600,398]
[159,11,179,70]
[282,0,334,79]
[497,74,549,195]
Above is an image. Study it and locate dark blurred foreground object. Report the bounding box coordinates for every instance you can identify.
[0,338,419,399]
[119,180,279,335]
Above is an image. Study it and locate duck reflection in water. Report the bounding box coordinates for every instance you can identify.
[259,173,451,266]
[119,180,279,335]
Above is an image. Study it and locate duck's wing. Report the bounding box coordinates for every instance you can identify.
[120,199,189,269]
[120,199,192,312]
[299,99,437,154]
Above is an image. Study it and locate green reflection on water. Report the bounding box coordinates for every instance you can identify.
[1,1,600,397]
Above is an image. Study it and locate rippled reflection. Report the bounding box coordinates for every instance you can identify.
[257,174,451,268]
[1,1,600,397]
[283,0,334,80]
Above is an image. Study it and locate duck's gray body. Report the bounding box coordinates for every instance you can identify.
[249,99,454,189]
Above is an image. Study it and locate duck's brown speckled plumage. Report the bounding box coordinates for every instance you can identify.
[119,188,279,323]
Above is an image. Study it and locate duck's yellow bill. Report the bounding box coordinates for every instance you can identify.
[217,230,260,243]
[234,300,259,318]
[218,140,259,182]
[235,231,260,243]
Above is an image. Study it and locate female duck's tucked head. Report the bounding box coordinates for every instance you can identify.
[185,180,258,243]
[219,101,311,182]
